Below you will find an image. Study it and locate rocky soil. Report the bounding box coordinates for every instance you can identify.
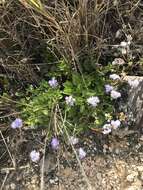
[0,129,143,190]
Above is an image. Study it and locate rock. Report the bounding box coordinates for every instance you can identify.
[115,148,120,154]
[123,76,143,129]
[5,185,10,190]
[103,144,108,154]
[125,179,142,190]
[140,174,143,181]
[115,160,126,178]
[136,166,143,181]
[96,172,102,181]
[10,183,16,190]
[126,171,138,182]
[139,135,143,141]
[126,175,134,182]
[49,179,56,185]
[139,154,143,162]
[62,168,73,177]
[134,157,139,161]
[137,166,143,172]
[126,186,139,190]
[49,176,59,185]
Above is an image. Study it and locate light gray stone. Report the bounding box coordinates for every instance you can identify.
[123,76,143,129]
[126,171,138,182]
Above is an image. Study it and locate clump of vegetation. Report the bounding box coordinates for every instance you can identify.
[18,59,125,136]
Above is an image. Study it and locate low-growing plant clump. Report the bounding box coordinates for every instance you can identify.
[17,59,125,136]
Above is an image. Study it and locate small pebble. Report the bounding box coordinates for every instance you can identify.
[115,148,120,154]
[139,136,143,141]
[137,166,143,172]
[140,174,143,181]
[96,173,102,181]
[10,183,16,190]
[126,172,138,182]
[49,179,55,184]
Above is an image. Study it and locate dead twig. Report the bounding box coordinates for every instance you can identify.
[0,131,16,168]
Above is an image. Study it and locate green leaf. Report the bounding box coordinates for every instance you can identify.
[72,73,82,86]
[42,110,49,115]
[63,81,74,94]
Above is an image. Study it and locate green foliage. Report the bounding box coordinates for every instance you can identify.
[18,60,117,135]
[63,72,113,129]
[19,80,62,127]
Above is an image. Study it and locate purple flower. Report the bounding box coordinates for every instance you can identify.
[87,96,100,107]
[110,90,121,99]
[51,137,59,150]
[65,96,75,106]
[105,84,113,93]
[78,148,86,159]
[30,150,40,162]
[11,118,23,129]
[111,120,121,129]
[48,77,58,88]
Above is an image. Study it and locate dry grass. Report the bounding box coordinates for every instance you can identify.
[1,0,142,81]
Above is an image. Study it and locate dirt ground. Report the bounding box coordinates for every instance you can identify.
[0,128,143,190]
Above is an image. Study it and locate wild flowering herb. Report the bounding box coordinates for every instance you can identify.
[112,58,125,65]
[87,96,100,107]
[65,96,75,106]
[19,64,123,136]
[48,77,58,88]
[111,120,121,129]
[105,84,113,93]
[11,118,23,129]
[30,150,40,162]
[110,90,121,99]
[69,136,79,145]
[109,74,120,80]
[128,79,139,88]
[51,137,59,150]
[78,148,86,159]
